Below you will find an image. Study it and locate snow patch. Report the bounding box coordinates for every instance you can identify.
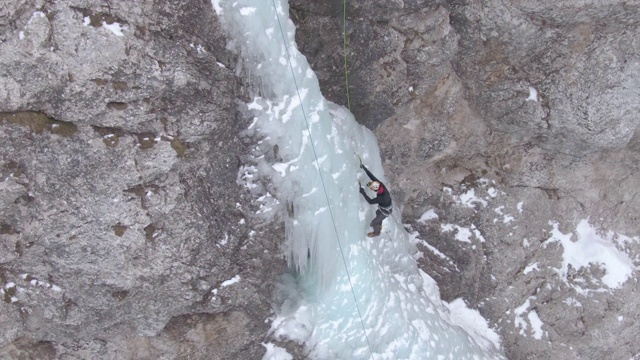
[82,16,126,36]
[459,188,488,209]
[472,224,486,242]
[211,0,223,14]
[190,43,206,53]
[527,311,546,339]
[447,298,503,352]
[102,22,125,36]
[446,187,488,210]
[418,209,438,222]
[221,275,241,287]
[218,233,229,247]
[545,219,636,291]
[262,342,293,360]
[28,11,46,23]
[503,215,515,224]
[523,263,539,274]
[514,297,546,339]
[441,224,473,243]
[526,87,538,102]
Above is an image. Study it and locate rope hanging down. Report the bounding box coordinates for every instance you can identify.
[272,0,374,358]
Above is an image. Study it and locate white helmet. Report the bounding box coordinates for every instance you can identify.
[367,181,380,191]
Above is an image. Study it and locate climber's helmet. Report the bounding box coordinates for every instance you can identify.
[367,181,380,191]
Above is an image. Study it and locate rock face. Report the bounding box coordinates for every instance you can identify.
[0,1,287,358]
[2,0,639,359]
[291,0,640,359]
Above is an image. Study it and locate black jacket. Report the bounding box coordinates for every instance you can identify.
[360,165,392,208]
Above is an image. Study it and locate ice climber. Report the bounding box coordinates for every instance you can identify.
[359,163,393,237]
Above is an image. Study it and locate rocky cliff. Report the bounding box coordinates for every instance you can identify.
[0,1,287,358]
[292,0,640,359]
[1,0,639,359]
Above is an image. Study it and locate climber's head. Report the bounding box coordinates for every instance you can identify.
[367,181,380,191]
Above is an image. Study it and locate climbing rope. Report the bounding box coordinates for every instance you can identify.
[272,0,374,358]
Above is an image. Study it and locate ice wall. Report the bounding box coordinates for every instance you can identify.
[214,1,505,358]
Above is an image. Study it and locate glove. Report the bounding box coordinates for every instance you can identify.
[359,187,366,195]
[360,163,365,169]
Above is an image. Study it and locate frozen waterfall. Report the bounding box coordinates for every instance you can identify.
[214,0,506,359]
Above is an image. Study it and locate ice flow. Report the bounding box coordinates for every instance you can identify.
[214,1,506,358]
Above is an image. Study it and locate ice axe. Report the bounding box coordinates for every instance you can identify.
[355,153,363,187]
[355,152,363,168]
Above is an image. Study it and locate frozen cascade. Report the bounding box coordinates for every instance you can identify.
[214,1,506,359]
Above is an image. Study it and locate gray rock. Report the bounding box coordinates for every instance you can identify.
[2,0,639,359]
[292,0,640,358]
[0,1,291,358]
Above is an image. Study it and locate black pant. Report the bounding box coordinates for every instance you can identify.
[370,209,388,235]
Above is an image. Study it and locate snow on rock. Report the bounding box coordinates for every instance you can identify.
[221,275,241,287]
[544,219,637,292]
[527,311,546,340]
[410,230,458,268]
[447,298,503,351]
[82,16,126,36]
[262,342,293,360]
[418,209,438,222]
[457,188,488,209]
[526,87,538,102]
[514,296,547,340]
[441,223,486,243]
[102,22,125,36]
[444,185,491,212]
[441,224,474,243]
[523,263,539,274]
[211,0,223,14]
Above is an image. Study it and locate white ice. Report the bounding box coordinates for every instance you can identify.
[215,1,505,359]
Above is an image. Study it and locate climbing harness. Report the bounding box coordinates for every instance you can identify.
[379,204,393,216]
